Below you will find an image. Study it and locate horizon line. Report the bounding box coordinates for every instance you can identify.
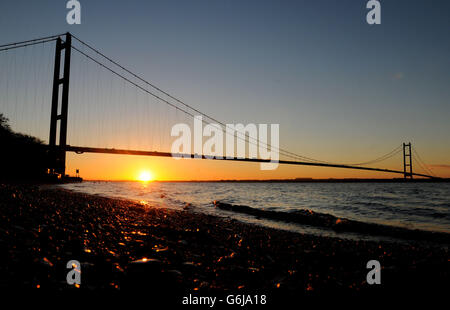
[78,177,445,183]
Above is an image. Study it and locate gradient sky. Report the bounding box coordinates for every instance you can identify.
[0,0,449,180]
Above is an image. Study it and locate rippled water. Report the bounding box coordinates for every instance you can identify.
[60,181,450,235]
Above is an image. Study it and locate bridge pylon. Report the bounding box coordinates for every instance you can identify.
[403,142,413,179]
[48,33,71,178]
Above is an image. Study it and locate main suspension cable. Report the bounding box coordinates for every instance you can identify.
[0,38,57,53]
[0,33,64,48]
[70,34,333,164]
[69,41,320,162]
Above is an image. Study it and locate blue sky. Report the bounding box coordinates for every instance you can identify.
[0,0,449,178]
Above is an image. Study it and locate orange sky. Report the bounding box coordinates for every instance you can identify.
[1,1,449,182]
[66,153,449,181]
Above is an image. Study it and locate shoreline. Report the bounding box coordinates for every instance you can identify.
[211,201,450,245]
[59,181,450,245]
[81,178,450,183]
[1,183,448,298]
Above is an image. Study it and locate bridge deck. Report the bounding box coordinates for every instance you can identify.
[62,145,436,179]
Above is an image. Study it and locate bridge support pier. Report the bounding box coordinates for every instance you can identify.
[403,142,413,179]
[48,33,71,178]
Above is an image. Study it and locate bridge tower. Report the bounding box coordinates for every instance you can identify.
[403,142,413,179]
[48,33,71,178]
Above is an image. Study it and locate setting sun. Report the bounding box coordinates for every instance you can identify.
[137,171,154,182]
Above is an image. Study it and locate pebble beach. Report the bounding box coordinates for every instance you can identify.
[0,183,448,300]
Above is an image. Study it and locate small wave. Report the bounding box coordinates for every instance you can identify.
[212,201,450,244]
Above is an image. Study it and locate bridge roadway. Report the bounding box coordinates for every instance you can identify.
[61,145,437,179]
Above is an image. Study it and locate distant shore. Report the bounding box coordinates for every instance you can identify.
[0,183,448,299]
[83,178,450,183]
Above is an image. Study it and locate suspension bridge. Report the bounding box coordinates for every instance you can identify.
[0,33,439,180]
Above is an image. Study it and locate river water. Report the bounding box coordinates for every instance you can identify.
[59,181,450,239]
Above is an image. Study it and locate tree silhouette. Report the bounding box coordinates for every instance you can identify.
[0,114,11,132]
[0,113,48,182]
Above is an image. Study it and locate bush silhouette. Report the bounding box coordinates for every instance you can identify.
[0,113,48,181]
